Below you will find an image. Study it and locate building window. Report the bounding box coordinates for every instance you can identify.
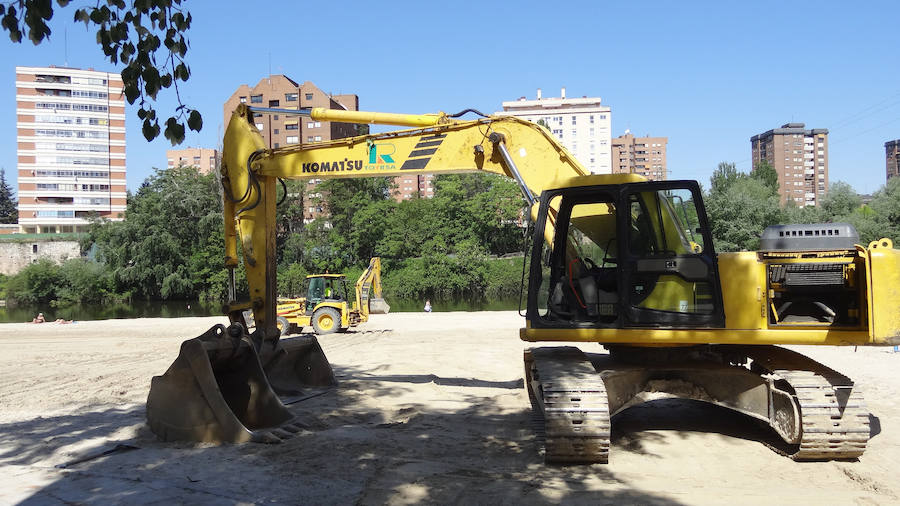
[274,143,279,148]
[287,136,298,144]
[307,136,314,142]
[314,135,322,141]
[269,99,280,107]
[285,93,298,101]
[599,115,606,120]
[571,116,577,125]
[239,96,247,103]
[285,123,298,130]
[305,93,314,100]
[274,129,279,135]
[256,123,264,130]
[250,95,263,103]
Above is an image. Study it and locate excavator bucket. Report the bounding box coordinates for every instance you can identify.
[261,333,337,394]
[146,324,328,443]
[369,298,391,315]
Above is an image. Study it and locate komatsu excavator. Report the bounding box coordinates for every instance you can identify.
[147,103,900,463]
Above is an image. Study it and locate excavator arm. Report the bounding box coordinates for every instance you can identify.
[220,103,592,344]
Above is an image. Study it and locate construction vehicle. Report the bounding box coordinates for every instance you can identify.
[262,257,389,336]
[147,103,900,462]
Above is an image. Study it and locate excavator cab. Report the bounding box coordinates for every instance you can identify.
[527,180,725,329]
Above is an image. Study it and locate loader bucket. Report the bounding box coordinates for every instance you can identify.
[146,324,296,443]
[369,298,391,314]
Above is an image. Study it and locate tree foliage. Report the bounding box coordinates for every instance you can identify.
[1,0,201,143]
[84,165,226,300]
[707,161,900,251]
[750,159,779,196]
[0,168,17,224]
[706,169,782,251]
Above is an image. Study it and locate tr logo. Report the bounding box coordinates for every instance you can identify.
[368,143,395,164]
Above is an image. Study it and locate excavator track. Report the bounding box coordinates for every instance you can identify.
[525,347,610,464]
[774,369,869,460]
[740,345,870,460]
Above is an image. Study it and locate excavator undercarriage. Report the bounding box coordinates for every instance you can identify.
[525,344,869,463]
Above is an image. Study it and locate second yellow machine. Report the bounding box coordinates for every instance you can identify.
[269,257,390,336]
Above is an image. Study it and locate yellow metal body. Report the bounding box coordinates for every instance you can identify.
[222,103,900,348]
[271,259,387,335]
[522,240,900,346]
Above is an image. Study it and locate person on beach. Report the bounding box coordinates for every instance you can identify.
[424,300,432,313]
[31,313,45,323]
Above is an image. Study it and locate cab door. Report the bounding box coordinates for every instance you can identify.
[618,181,724,328]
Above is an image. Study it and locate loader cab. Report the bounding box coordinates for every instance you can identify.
[526,180,725,329]
[304,274,348,315]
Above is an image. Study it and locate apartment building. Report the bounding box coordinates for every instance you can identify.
[394,174,435,201]
[611,131,668,180]
[498,88,612,174]
[166,147,218,175]
[15,66,126,233]
[751,123,828,207]
[224,75,359,222]
[886,139,900,181]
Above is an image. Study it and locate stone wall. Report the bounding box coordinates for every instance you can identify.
[0,240,81,275]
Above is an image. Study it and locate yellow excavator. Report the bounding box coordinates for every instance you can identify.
[147,103,900,463]
[264,257,390,336]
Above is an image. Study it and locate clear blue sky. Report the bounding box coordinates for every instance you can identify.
[2,0,898,195]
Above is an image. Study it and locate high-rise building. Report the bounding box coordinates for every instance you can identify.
[498,88,612,174]
[751,123,828,207]
[15,66,127,233]
[224,75,359,222]
[886,140,900,181]
[166,147,219,175]
[611,131,668,180]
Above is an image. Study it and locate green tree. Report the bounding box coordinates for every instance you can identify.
[868,177,900,243]
[750,159,779,196]
[706,163,781,251]
[820,181,862,220]
[0,168,16,224]
[709,162,742,194]
[2,0,201,143]
[86,165,225,299]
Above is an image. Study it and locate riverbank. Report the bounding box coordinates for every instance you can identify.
[1,313,899,504]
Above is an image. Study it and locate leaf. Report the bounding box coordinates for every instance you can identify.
[164,117,185,145]
[187,110,202,132]
[142,118,160,141]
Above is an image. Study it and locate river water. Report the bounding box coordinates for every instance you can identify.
[0,296,523,323]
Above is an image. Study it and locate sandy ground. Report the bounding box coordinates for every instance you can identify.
[0,312,898,505]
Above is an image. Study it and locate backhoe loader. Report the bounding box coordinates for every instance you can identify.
[257,257,390,336]
[147,103,900,463]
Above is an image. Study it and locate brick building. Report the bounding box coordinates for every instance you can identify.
[15,66,127,233]
[224,75,359,222]
[611,131,668,180]
[166,147,219,175]
[886,139,900,181]
[751,123,829,207]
